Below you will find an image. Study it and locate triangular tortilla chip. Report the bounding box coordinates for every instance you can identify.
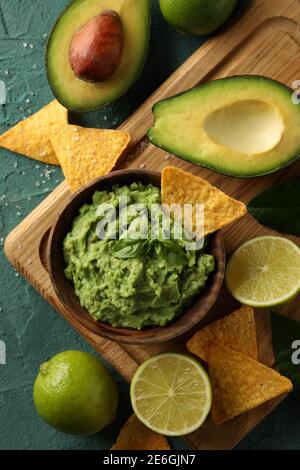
[187,305,258,362]
[208,343,293,425]
[161,166,247,236]
[111,414,170,451]
[50,124,130,192]
[0,100,67,165]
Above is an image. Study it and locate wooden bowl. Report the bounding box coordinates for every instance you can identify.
[48,170,225,344]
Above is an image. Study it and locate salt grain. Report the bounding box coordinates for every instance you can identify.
[44,169,54,179]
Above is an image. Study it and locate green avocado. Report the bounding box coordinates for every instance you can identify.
[148,76,300,178]
[46,0,151,112]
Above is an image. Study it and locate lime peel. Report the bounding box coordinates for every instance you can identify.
[33,350,118,435]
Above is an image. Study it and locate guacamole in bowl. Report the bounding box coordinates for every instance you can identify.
[63,182,215,330]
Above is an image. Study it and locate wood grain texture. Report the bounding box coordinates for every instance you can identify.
[4,0,300,450]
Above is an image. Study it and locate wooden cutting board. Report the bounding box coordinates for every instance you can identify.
[4,0,300,450]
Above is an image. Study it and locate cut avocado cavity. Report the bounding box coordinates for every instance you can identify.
[203,100,284,154]
[148,76,300,177]
[47,0,151,112]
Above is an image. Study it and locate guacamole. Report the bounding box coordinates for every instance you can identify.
[63,183,215,330]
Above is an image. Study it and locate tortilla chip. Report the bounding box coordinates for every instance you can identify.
[208,343,293,425]
[0,100,67,165]
[187,305,257,362]
[111,414,170,451]
[161,166,247,236]
[50,124,130,191]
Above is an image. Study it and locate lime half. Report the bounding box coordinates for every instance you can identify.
[226,236,300,308]
[130,353,212,436]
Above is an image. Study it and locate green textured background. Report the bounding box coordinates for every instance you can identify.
[0,0,300,450]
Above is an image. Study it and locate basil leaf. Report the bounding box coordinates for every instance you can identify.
[159,239,188,265]
[112,237,188,263]
[112,239,146,259]
[145,239,156,254]
[271,312,300,392]
[248,177,300,237]
[160,239,187,255]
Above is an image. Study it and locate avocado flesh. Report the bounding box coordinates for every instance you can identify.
[47,0,151,112]
[148,76,300,177]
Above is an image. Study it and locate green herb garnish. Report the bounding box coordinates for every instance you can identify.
[112,237,188,264]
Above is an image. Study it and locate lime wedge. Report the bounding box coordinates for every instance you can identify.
[226,236,300,307]
[130,353,212,436]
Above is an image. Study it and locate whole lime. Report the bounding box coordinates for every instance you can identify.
[33,350,119,435]
[159,0,238,36]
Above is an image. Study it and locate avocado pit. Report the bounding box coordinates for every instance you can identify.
[69,10,123,83]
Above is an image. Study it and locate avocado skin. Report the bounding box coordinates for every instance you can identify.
[46,0,151,113]
[148,76,300,178]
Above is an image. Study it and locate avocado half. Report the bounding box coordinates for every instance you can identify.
[46,0,151,112]
[148,76,300,178]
